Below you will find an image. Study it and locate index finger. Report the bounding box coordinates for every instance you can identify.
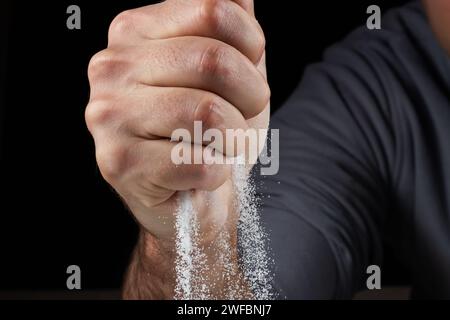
[108,0,264,64]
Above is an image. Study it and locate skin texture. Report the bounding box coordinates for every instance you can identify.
[86,0,268,299]
[422,0,450,56]
[86,0,450,299]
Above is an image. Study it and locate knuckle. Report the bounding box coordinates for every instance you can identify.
[108,10,136,41]
[85,99,117,130]
[96,145,130,183]
[261,82,271,108]
[262,82,272,108]
[198,0,226,32]
[194,97,224,130]
[88,49,121,82]
[255,29,266,62]
[246,82,270,119]
[250,83,271,119]
[198,43,230,78]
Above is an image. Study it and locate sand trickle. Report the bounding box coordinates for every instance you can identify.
[174,192,209,300]
[174,158,274,300]
[232,157,275,300]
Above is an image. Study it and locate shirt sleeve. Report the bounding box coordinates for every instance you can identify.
[257,38,397,299]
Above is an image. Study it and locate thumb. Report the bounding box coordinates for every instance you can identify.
[232,0,255,17]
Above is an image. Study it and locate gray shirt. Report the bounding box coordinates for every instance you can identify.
[257,1,450,299]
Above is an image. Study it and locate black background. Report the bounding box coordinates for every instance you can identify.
[0,0,410,292]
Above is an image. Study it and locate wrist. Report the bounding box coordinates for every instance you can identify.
[123,230,175,300]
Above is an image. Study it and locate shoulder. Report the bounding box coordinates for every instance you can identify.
[316,1,447,95]
[282,1,448,122]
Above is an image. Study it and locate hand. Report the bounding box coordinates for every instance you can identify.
[85,0,270,243]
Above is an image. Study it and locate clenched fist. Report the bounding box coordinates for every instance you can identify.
[85,0,269,298]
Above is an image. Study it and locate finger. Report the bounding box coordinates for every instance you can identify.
[146,140,232,192]
[108,87,249,157]
[231,0,255,16]
[108,0,264,64]
[95,138,232,192]
[128,36,270,119]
